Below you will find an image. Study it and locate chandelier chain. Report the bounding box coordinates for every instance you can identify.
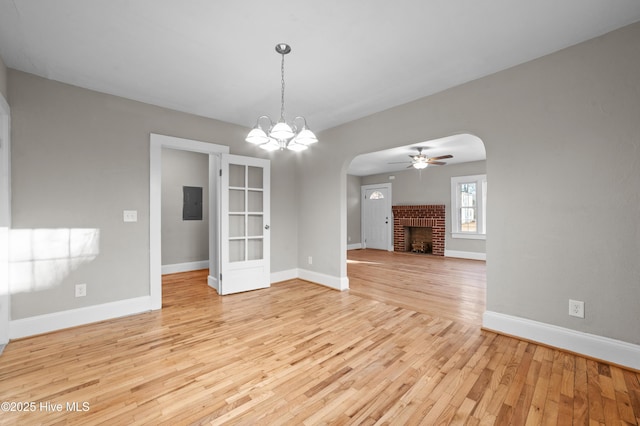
[280,52,286,121]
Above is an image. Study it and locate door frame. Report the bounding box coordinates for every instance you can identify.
[0,93,10,344]
[360,183,393,251]
[149,134,228,310]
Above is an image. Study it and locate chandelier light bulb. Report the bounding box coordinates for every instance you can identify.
[294,128,318,145]
[245,127,269,145]
[270,121,295,140]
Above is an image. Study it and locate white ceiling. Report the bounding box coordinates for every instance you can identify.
[1,1,639,175]
[348,134,486,176]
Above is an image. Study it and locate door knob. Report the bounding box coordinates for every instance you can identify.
[265,225,270,230]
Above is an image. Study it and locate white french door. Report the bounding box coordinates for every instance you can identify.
[361,183,392,251]
[219,154,270,295]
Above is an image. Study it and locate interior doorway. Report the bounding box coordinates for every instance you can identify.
[161,148,211,276]
[150,134,272,305]
[149,134,228,309]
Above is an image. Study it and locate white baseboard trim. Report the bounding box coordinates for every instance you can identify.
[271,269,299,284]
[445,250,486,261]
[10,296,153,340]
[208,274,219,293]
[298,268,349,291]
[7,269,350,340]
[483,311,640,371]
[162,260,209,275]
[347,243,363,250]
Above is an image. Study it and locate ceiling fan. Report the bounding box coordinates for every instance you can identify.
[390,147,453,169]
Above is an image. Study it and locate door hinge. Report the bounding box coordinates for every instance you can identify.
[219,169,222,177]
[220,273,222,281]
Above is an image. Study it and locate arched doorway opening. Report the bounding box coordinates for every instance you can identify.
[344,133,488,323]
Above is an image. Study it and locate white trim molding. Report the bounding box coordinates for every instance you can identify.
[298,269,349,291]
[452,233,486,240]
[162,260,209,275]
[0,93,10,345]
[483,311,640,371]
[8,268,348,339]
[10,297,153,340]
[271,269,298,284]
[347,243,363,250]
[445,249,486,261]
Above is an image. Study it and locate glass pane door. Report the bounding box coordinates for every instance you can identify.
[228,164,264,262]
[220,154,270,295]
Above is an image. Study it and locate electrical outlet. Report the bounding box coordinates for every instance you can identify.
[75,284,87,298]
[308,256,313,265]
[569,299,584,318]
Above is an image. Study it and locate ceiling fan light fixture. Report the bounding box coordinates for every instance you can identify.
[413,162,428,169]
[246,43,318,151]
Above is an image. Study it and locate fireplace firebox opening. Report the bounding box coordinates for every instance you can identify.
[404,226,433,254]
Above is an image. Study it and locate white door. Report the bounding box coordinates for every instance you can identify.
[219,154,270,295]
[362,184,391,250]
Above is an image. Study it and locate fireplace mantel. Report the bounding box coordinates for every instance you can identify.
[391,205,445,256]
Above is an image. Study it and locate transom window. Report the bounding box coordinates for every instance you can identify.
[368,191,385,200]
[451,174,487,239]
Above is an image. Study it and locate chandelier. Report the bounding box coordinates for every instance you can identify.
[245,43,318,152]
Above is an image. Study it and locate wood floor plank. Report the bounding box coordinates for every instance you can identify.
[0,250,638,424]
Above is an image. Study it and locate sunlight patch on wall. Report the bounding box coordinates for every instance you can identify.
[9,228,100,294]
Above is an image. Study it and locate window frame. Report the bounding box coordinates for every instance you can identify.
[451,174,487,240]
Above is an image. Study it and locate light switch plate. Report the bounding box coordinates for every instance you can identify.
[123,210,138,222]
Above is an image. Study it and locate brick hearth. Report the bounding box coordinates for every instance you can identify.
[392,205,445,256]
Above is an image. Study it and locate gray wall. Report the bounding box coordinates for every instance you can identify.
[299,23,640,345]
[161,148,209,265]
[0,55,6,100]
[8,70,299,319]
[360,160,486,254]
[346,174,361,245]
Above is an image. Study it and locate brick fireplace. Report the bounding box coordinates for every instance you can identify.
[392,205,445,256]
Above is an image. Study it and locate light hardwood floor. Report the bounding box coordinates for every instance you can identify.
[348,249,486,324]
[0,249,638,425]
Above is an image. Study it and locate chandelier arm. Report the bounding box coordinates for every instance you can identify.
[256,115,273,130]
[293,116,309,130]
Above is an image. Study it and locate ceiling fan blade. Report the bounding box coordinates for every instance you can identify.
[427,161,446,166]
[428,155,453,161]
